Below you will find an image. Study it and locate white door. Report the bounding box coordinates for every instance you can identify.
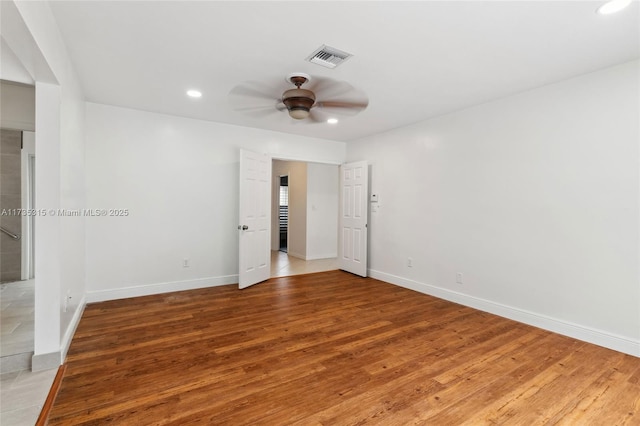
[338,161,368,277]
[238,149,272,289]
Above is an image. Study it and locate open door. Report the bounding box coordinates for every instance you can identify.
[338,161,368,277]
[238,149,271,289]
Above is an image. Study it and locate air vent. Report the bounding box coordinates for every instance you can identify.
[306,45,352,69]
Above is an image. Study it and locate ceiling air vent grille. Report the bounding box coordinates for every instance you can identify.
[306,45,352,69]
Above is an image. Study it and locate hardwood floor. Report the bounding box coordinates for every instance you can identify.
[49,271,639,425]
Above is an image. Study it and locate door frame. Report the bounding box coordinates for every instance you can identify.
[21,131,36,280]
[269,156,365,278]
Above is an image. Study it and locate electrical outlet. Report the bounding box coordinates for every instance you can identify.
[407,257,413,267]
[183,258,190,268]
[456,272,463,284]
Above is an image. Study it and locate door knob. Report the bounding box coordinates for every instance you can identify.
[238,225,249,230]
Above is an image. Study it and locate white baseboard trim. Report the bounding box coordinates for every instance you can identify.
[305,254,338,261]
[86,275,238,303]
[61,295,86,363]
[368,269,640,358]
[32,351,60,372]
[32,296,87,371]
[287,252,306,260]
[288,253,337,261]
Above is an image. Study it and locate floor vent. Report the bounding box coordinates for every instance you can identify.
[306,45,352,69]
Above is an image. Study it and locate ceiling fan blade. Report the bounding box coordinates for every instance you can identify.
[230,104,281,118]
[244,108,281,118]
[308,77,357,100]
[234,102,284,112]
[229,80,285,117]
[316,100,368,109]
[314,99,369,116]
[229,82,279,102]
[306,76,335,93]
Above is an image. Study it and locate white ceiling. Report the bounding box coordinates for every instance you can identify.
[49,1,639,142]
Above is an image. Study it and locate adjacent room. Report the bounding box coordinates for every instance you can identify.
[0,0,638,424]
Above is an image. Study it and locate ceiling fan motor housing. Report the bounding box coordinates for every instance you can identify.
[282,88,316,119]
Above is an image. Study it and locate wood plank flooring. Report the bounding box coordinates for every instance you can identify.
[48,271,640,425]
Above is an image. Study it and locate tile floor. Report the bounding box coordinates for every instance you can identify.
[0,256,338,425]
[1,280,34,358]
[0,368,56,425]
[270,250,338,277]
[1,279,57,426]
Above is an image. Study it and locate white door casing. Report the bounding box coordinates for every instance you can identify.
[238,149,272,289]
[21,131,35,280]
[338,161,368,277]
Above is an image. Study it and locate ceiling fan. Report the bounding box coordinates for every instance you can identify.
[229,73,368,122]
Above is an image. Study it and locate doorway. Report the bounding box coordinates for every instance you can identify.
[270,159,339,278]
[0,81,36,369]
[270,251,339,277]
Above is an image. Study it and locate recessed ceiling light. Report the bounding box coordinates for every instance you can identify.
[327,118,338,124]
[186,90,202,98]
[597,0,632,15]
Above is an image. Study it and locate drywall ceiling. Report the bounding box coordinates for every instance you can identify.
[49,1,639,142]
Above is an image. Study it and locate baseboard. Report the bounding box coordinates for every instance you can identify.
[368,269,640,358]
[32,351,60,372]
[305,253,338,261]
[31,297,86,371]
[287,252,306,260]
[288,252,337,261]
[61,296,86,362]
[86,275,239,303]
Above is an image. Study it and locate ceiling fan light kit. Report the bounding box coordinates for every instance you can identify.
[282,74,315,119]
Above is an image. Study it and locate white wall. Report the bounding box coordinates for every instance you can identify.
[0,81,35,130]
[4,0,87,369]
[271,160,306,254]
[0,38,34,85]
[34,82,62,366]
[85,103,345,300]
[285,162,308,260]
[306,163,338,260]
[347,60,640,356]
